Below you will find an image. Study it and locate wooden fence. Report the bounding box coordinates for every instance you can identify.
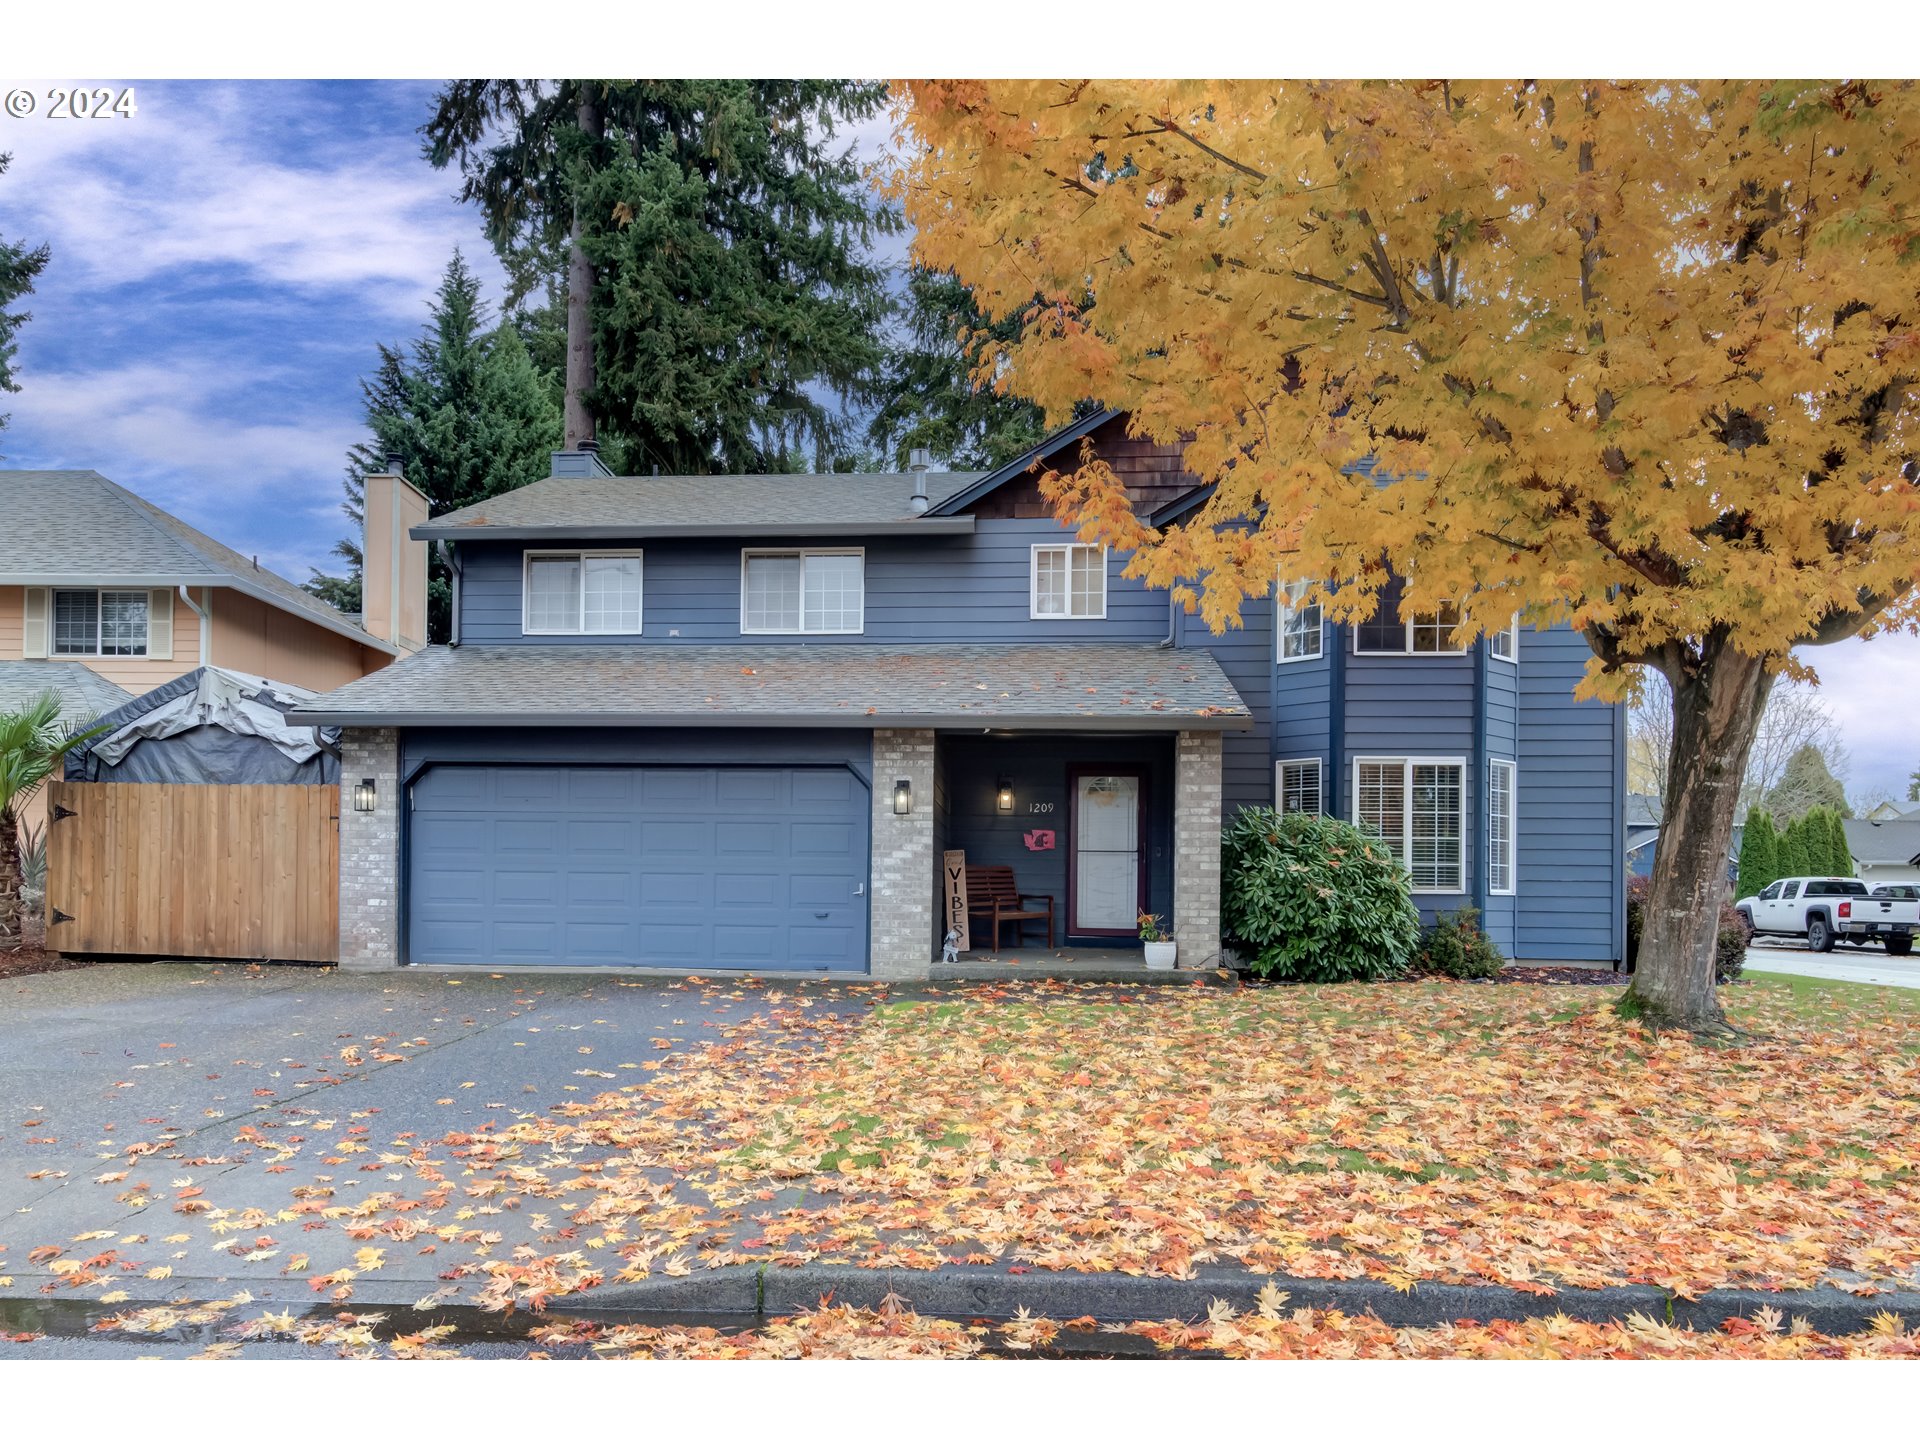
[44,781,339,962]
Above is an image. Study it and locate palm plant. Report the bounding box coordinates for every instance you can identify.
[0,692,105,948]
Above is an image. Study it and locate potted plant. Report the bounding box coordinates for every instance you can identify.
[1138,912,1176,969]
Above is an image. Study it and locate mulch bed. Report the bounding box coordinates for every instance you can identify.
[0,915,83,979]
[1482,965,1628,986]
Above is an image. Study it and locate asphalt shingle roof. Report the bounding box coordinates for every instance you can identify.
[1843,818,1920,868]
[292,643,1253,730]
[414,471,986,539]
[0,661,131,719]
[0,470,394,653]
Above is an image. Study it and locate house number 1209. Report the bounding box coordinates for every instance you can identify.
[1029,802,1054,814]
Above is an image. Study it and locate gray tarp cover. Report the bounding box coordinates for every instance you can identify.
[66,667,341,785]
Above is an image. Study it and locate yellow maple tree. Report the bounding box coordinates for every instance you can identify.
[894,79,1920,1031]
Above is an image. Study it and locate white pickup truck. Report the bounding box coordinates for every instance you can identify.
[1737,876,1917,955]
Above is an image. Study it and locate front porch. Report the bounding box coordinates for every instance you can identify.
[935,945,1229,982]
[866,726,1228,980]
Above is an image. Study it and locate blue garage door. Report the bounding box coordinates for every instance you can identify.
[407,765,869,970]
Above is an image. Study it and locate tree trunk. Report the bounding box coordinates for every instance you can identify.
[563,89,602,450]
[1631,642,1776,1031]
[0,805,21,949]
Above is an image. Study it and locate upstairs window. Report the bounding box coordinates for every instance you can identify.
[741,549,864,634]
[1030,544,1106,619]
[523,551,644,635]
[1354,578,1467,654]
[1491,617,1519,662]
[54,589,149,656]
[1277,580,1323,662]
[1277,758,1322,815]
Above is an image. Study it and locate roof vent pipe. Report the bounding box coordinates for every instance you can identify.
[384,451,405,475]
[908,447,931,513]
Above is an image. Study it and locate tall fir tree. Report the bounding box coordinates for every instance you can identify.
[426,80,897,474]
[308,252,561,641]
[1765,744,1853,826]
[1907,766,1919,804]
[0,152,51,441]
[866,266,1067,471]
[1736,808,1779,898]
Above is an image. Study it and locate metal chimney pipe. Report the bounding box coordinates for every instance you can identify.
[908,447,931,514]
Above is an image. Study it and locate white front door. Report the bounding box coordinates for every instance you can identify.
[1074,773,1141,932]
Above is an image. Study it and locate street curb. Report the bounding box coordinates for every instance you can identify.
[572,1263,1920,1335]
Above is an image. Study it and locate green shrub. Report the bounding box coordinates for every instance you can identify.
[1220,807,1421,982]
[1413,906,1506,979]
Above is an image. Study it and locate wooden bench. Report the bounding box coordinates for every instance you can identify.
[965,865,1055,953]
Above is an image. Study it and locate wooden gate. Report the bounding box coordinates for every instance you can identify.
[45,781,339,962]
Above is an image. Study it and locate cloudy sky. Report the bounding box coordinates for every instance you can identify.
[0,78,1912,801]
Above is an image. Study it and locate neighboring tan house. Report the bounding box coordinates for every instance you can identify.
[1861,799,1920,823]
[300,418,1627,978]
[1843,817,1920,887]
[1,466,426,835]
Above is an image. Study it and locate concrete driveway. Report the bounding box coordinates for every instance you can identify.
[0,961,874,1310]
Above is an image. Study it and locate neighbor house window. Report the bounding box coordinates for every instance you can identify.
[53,589,149,656]
[1353,578,1466,654]
[1277,580,1323,662]
[1355,757,1466,892]
[1030,544,1106,619]
[523,551,644,635]
[1491,618,1519,662]
[1277,758,1322,815]
[1489,759,1517,895]
[741,549,864,634]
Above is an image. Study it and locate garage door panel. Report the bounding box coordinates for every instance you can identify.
[409,763,869,970]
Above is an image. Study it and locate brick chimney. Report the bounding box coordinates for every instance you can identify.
[362,453,429,652]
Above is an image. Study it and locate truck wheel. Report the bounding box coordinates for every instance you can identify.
[1889,935,1914,958]
[1807,916,1835,953]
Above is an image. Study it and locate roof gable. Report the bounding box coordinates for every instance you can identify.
[0,469,395,655]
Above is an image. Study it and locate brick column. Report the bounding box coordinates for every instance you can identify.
[337,727,401,970]
[1174,729,1224,969]
[868,728,935,980]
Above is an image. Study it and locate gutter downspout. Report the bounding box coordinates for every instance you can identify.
[1472,639,1489,923]
[178,585,211,667]
[439,541,461,647]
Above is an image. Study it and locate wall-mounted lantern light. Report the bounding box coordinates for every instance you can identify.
[893,780,913,816]
[995,779,1015,814]
[353,778,377,813]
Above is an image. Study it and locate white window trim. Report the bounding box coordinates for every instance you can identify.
[1351,754,1469,895]
[1028,542,1108,621]
[1489,758,1518,896]
[1491,617,1520,663]
[1351,607,1470,656]
[1276,580,1324,664]
[739,547,867,635]
[51,587,151,658]
[1276,756,1324,815]
[521,549,645,636]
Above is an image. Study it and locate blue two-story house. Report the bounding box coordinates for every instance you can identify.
[298,411,1625,977]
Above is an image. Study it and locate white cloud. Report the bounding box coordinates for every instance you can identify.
[1,80,499,316]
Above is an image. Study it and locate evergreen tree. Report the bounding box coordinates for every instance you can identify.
[1776,816,1812,880]
[1907,766,1919,803]
[1736,808,1779,898]
[308,252,561,641]
[866,266,1065,470]
[1764,743,1852,826]
[1825,807,1855,877]
[426,80,897,474]
[0,153,51,440]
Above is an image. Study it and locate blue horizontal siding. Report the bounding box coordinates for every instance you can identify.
[456,519,1170,646]
[1515,625,1624,964]
[1182,596,1274,817]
